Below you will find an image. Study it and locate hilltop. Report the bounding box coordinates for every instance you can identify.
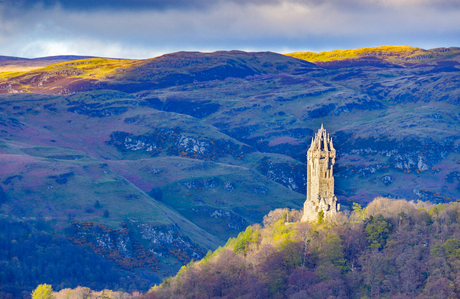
[0,46,460,296]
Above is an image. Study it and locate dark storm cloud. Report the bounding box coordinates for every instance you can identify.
[4,0,460,12]
[2,0,286,12]
[5,0,209,11]
[0,0,459,58]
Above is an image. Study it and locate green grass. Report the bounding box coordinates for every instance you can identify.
[160,170,304,240]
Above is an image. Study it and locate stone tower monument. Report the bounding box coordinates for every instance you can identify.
[301,125,340,222]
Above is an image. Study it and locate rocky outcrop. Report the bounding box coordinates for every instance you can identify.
[191,207,247,231]
[68,221,207,270]
[136,223,206,263]
[107,128,253,160]
[412,189,452,203]
[67,221,159,270]
[380,175,395,186]
[256,157,306,194]
[333,132,457,174]
[143,97,221,118]
[48,172,75,185]
[334,99,386,115]
[181,177,220,189]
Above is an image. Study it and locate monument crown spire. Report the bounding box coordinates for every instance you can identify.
[301,125,340,222]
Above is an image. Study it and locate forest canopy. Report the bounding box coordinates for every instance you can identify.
[148,197,460,299]
[17,196,460,299]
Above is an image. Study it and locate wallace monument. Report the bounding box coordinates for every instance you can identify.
[301,125,340,222]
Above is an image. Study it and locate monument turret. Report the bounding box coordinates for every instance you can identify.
[301,124,340,222]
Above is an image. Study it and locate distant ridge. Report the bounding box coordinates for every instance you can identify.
[287,45,460,64]
[0,55,101,61]
[0,55,28,61]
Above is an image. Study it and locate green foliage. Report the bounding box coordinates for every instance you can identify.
[429,203,446,216]
[199,246,226,265]
[271,218,295,245]
[266,269,288,297]
[201,250,213,264]
[177,260,195,276]
[417,207,433,225]
[353,202,366,221]
[160,277,172,288]
[31,284,54,299]
[365,214,391,250]
[280,240,302,270]
[316,210,324,225]
[443,238,460,259]
[320,234,346,268]
[233,226,260,255]
[431,242,442,256]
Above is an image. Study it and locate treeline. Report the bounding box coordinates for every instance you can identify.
[148,197,460,298]
[0,219,153,299]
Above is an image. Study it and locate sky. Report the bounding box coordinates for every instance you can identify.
[0,0,459,59]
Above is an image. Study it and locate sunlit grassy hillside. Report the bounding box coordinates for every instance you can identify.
[40,58,142,79]
[287,45,460,63]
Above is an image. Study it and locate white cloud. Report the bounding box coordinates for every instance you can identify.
[16,40,165,59]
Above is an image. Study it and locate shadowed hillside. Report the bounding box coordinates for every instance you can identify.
[1,47,460,296]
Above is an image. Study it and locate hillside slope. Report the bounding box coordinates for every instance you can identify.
[1,47,460,296]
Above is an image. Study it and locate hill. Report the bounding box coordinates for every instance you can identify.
[0,46,460,296]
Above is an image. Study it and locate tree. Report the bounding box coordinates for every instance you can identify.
[316,210,324,225]
[352,202,366,221]
[263,208,289,227]
[443,238,460,259]
[233,226,259,255]
[320,234,346,268]
[365,214,391,250]
[31,284,55,299]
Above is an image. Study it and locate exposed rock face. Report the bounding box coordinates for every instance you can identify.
[67,221,159,271]
[301,125,340,222]
[68,221,206,270]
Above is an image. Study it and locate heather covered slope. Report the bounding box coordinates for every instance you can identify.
[1,47,460,295]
